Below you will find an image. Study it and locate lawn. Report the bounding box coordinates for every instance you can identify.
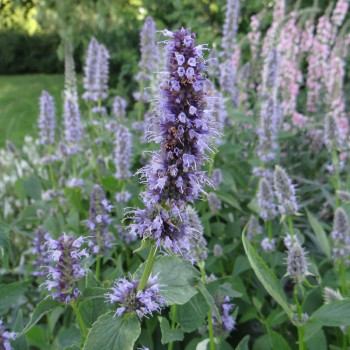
[0,74,64,148]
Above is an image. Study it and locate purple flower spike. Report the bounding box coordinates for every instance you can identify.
[0,319,16,350]
[38,91,55,145]
[128,28,218,254]
[83,37,110,102]
[114,125,132,179]
[43,233,88,304]
[32,226,52,277]
[221,0,240,59]
[113,96,127,120]
[86,185,113,255]
[107,274,165,319]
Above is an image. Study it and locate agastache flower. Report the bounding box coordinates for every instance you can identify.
[221,0,240,59]
[247,216,262,242]
[183,206,208,263]
[337,190,350,203]
[211,168,223,188]
[86,185,113,255]
[219,59,235,94]
[114,125,132,179]
[324,287,343,303]
[135,16,158,87]
[247,15,261,62]
[261,237,276,253]
[113,96,127,121]
[115,191,132,203]
[82,37,110,102]
[285,241,309,283]
[32,226,52,277]
[63,44,83,145]
[262,48,280,94]
[38,91,55,145]
[324,113,340,150]
[331,208,350,261]
[273,166,298,216]
[128,28,218,254]
[257,178,277,220]
[106,274,165,319]
[0,319,16,350]
[43,234,88,304]
[208,193,222,214]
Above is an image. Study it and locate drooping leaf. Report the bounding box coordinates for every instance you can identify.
[83,312,141,350]
[242,230,292,319]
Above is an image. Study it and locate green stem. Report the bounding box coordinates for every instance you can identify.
[71,303,87,340]
[168,304,177,350]
[288,216,295,243]
[95,255,101,281]
[46,313,52,343]
[340,259,347,296]
[294,285,304,350]
[199,263,215,350]
[267,220,272,242]
[333,149,340,208]
[137,244,157,292]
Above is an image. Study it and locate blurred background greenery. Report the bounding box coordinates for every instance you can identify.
[0,0,330,146]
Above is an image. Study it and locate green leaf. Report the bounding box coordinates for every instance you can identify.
[242,230,292,320]
[85,269,100,288]
[0,280,30,315]
[134,255,199,305]
[13,310,27,350]
[0,221,10,250]
[268,329,291,350]
[54,327,81,349]
[235,335,250,350]
[306,210,331,259]
[26,326,47,349]
[84,312,141,350]
[82,287,107,301]
[79,298,108,328]
[20,298,62,335]
[216,193,242,211]
[159,317,184,344]
[23,176,42,200]
[196,280,221,323]
[309,300,350,326]
[305,327,327,350]
[176,293,208,332]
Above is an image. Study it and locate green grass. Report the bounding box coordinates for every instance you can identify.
[0,74,64,148]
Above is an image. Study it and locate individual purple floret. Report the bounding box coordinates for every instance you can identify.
[115,191,132,203]
[257,178,277,220]
[261,237,276,253]
[135,16,158,86]
[107,274,166,319]
[114,125,132,179]
[273,166,298,216]
[86,185,113,255]
[113,96,127,121]
[82,37,110,102]
[38,91,55,145]
[221,0,240,59]
[211,168,223,188]
[32,226,52,277]
[128,28,218,254]
[43,234,88,304]
[0,319,16,350]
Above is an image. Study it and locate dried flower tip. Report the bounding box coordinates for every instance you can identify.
[273,165,298,216]
[257,178,277,220]
[208,193,222,214]
[324,287,343,303]
[286,241,309,284]
[107,274,165,319]
[213,244,223,257]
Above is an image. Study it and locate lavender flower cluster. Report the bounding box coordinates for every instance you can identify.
[114,125,132,180]
[285,241,309,283]
[331,207,350,262]
[38,91,55,146]
[32,226,52,277]
[257,178,277,220]
[107,274,165,319]
[128,28,217,254]
[43,234,88,304]
[86,185,113,254]
[0,319,16,350]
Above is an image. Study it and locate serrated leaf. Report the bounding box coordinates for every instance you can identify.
[309,300,350,326]
[83,312,141,350]
[158,317,184,344]
[242,230,292,320]
[306,210,331,259]
[133,255,199,305]
[20,298,62,335]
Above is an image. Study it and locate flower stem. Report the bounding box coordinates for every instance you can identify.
[340,259,347,296]
[294,285,304,350]
[288,216,295,243]
[199,263,215,350]
[168,304,177,350]
[71,303,87,340]
[95,255,101,281]
[333,149,340,208]
[137,244,157,292]
[267,220,272,241]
